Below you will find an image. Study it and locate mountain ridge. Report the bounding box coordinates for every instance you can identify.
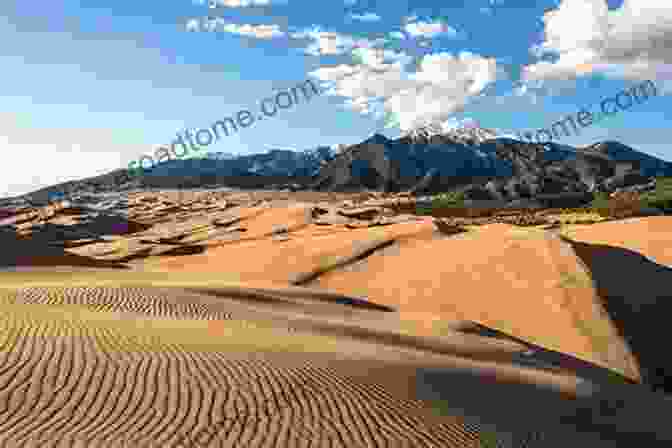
[7,126,672,208]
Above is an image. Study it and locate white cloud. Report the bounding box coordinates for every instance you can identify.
[404,20,458,39]
[186,17,284,38]
[522,0,672,92]
[221,22,284,38]
[291,27,375,56]
[350,46,411,68]
[349,12,381,22]
[309,50,499,132]
[206,0,287,7]
[186,18,201,32]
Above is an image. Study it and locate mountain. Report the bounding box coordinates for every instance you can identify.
[10,124,672,208]
[11,169,140,206]
[580,141,672,176]
[204,151,237,160]
[309,123,672,206]
[310,126,513,193]
[402,122,499,146]
[5,145,339,202]
[143,146,336,180]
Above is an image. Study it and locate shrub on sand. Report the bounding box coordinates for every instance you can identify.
[589,192,611,216]
[424,191,469,217]
[590,191,644,219]
[641,177,672,212]
[433,218,467,235]
[431,191,466,209]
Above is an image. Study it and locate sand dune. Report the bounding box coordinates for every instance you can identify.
[0,284,670,447]
[308,223,640,381]
[1,191,672,446]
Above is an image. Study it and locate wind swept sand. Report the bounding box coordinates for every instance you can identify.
[1,190,672,446]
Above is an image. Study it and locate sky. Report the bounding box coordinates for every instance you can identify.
[0,0,670,197]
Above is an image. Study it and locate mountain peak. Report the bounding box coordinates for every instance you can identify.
[401,121,498,145]
[363,133,390,145]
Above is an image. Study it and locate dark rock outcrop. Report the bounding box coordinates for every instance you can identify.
[308,131,672,200]
[603,171,651,191]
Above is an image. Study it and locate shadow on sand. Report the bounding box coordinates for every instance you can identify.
[416,360,672,446]
[419,319,672,446]
[561,236,672,393]
[451,320,637,386]
[28,214,151,240]
[0,229,128,269]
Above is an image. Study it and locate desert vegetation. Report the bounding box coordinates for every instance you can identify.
[642,177,672,211]
[588,177,672,219]
[431,190,467,209]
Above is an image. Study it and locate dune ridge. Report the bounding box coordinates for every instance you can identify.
[2,190,672,446]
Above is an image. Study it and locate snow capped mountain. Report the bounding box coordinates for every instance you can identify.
[400,120,498,145]
[330,143,349,154]
[441,124,498,145]
[401,122,445,142]
[204,151,236,160]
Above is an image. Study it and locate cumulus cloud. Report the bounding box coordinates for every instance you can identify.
[220,22,284,38]
[522,0,672,93]
[350,46,412,68]
[205,0,287,7]
[404,20,459,39]
[290,27,376,56]
[186,18,201,32]
[185,17,284,38]
[349,12,382,22]
[309,50,499,132]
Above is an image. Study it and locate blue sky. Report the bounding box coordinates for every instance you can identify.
[0,0,670,197]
